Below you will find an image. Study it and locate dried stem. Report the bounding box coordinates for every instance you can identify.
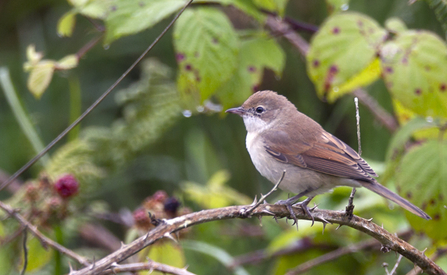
[69,204,444,275]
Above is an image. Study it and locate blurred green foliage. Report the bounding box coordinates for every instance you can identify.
[1,0,447,274]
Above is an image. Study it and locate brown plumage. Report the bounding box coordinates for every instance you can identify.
[227,90,430,220]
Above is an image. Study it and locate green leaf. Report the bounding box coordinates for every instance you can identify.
[105,0,186,44]
[57,11,77,37]
[307,12,386,102]
[24,45,42,69]
[381,30,447,119]
[144,242,185,272]
[325,0,350,13]
[384,17,407,34]
[21,236,53,272]
[27,61,55,99]
[174,8,239,106]
[56,54,79,70]
[385,116,436,163]
[396,140,447,240]
[216,34,285,110]
[69,0,111,19]
[253,0,288,15]
[231,0,266,21]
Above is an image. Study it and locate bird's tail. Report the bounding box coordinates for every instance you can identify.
[359,180,431,220]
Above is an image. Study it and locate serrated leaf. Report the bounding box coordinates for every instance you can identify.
[307,12,386,102]
[381,30,447,118]
[57,11,77,37]
[105,0,185,44]
[56,54,79,70]
[27,61,55,99]
[217,35,285,110]
[325,0,350,13]
[396,140,447,240]
[174,8,239,105]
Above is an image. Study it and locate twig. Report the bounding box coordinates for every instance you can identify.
[70,204,445,275]
[244,170,285,214]
[98,261,196,275]
[21,228,28,275]
[387,254,404,275]
[286,230,413,275]
[76,35,103,59]
[0,0,195,192]
[406,247,447,275]
[0,201,91,266]
[265,16,398,133]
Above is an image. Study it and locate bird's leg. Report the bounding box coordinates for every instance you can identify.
[275,193,315,227]
[293,196,315,226]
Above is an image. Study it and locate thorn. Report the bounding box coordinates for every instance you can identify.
[336,224,342,230]
[261,209,275,216]
[144,232,150,241]
[89,257,96,270]
[382,223,384,229]
[164,232,178,243]
[251,195,258,206]
[258,216,263,227]
[422,248,427,255]
[68,262,74,273]
[322,222,326,234]
[272,216,279,223]
[120,241,126,248]
[367,217,373,222]
[111,262,119,268]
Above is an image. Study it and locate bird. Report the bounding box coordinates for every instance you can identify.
[226,90,431,223]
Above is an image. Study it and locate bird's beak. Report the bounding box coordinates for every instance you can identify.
[225,107,246,116]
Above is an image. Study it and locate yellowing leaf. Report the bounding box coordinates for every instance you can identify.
[141,242,185,274]
[27,61,55,99]
[105,0,185,43]
[307,12,386,102]
[392,99,443,140]
[328,57,381,102]
[381,30,447,119]
[57,11,77,37]
[25,45,43,68]
[56,54,79,70]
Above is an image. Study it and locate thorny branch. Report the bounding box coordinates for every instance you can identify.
[70,204,444,275]
[98,261,196,275]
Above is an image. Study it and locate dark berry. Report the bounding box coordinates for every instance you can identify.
[54,174,79,198]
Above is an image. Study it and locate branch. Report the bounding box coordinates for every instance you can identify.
[70,204,445,275]
[98,261,196,275]
[0,201,91,266]
[265,16,398,133]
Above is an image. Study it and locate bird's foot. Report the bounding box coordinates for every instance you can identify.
[275,196,316,228]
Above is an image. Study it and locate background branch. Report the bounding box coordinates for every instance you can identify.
[70,204,444,275]
[0,201,91,266]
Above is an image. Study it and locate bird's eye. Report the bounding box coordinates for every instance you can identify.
[255,106,265,114]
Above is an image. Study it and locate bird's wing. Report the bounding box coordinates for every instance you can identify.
[263,130,377,182]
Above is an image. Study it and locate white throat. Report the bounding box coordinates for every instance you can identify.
[242,115,269,133]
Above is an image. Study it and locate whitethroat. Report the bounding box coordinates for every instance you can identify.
[226,90,430,223]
